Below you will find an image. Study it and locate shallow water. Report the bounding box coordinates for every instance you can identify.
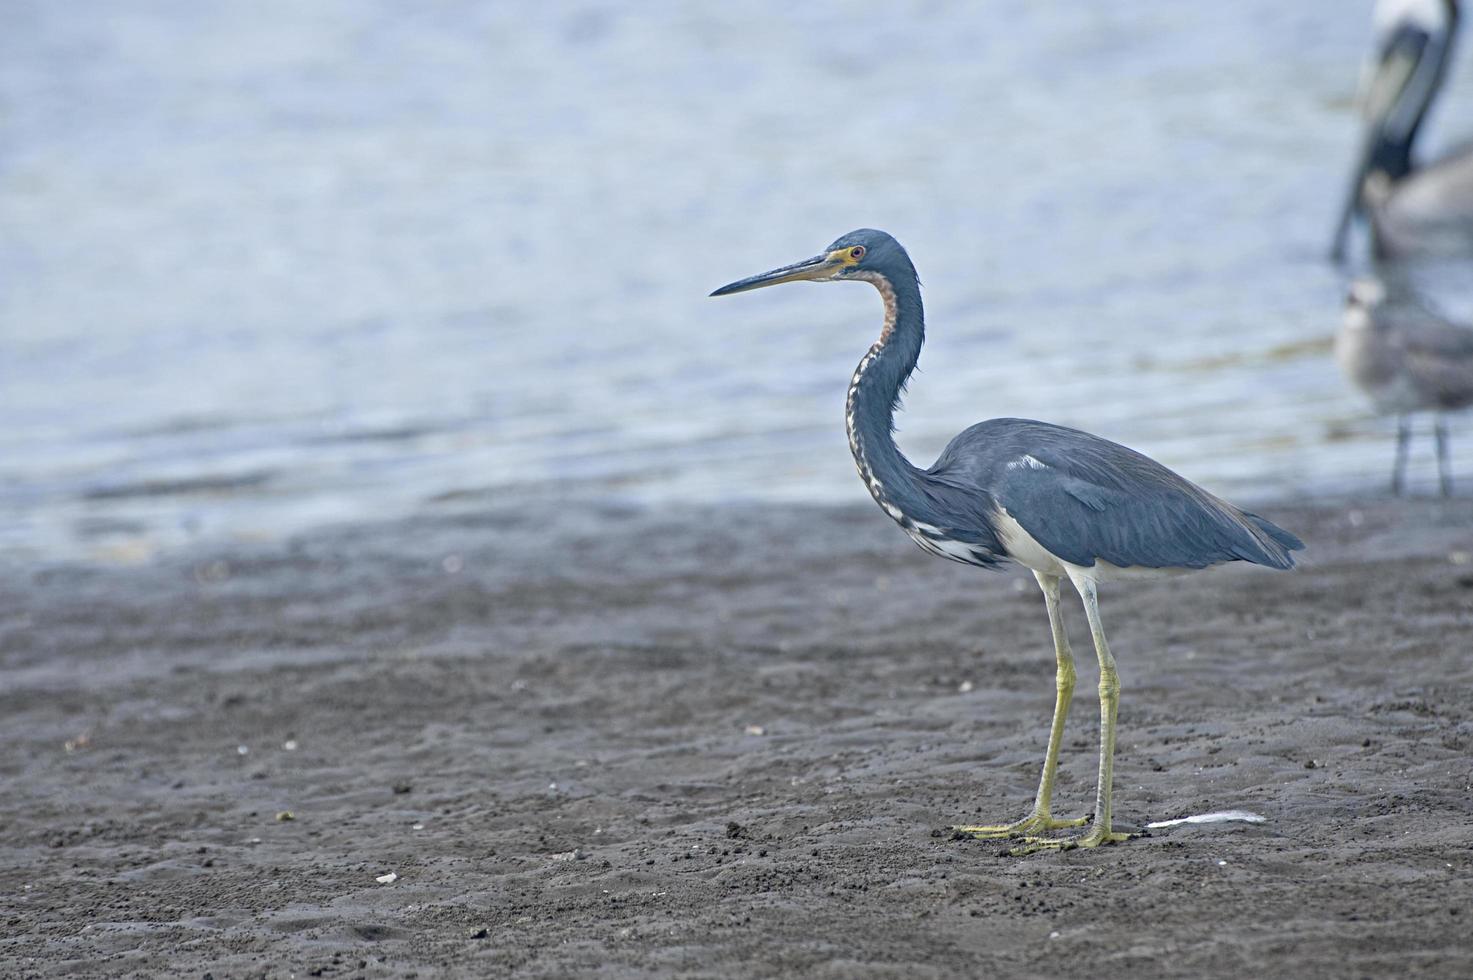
[2,1,1470,563]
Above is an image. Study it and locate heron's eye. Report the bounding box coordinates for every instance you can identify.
[850,246,865,260]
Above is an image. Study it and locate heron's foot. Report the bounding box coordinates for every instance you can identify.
[1007,825,1137,856]
[951,812,1088,841]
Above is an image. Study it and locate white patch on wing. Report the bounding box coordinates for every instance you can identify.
[1005,454,1047,471]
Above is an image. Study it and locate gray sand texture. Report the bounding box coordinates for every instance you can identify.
[4,497,1472,977]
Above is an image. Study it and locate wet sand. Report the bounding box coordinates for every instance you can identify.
[3,495,1473,978]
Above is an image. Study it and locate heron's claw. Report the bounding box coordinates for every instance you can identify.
[1007,827,1136,856]
[951,812,1088,841]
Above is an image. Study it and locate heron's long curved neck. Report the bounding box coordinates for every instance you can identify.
[845,272,926,507]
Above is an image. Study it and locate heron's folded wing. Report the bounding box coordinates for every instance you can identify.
[924,419,1301,571]
[982,445,1297,571]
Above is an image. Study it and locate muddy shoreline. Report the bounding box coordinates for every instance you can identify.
[4,495,1473,978]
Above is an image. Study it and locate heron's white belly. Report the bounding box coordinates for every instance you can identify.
[994,507,1067,575]
[995,507,1194,582]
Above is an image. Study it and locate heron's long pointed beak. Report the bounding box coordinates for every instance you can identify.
[710,254,841,297]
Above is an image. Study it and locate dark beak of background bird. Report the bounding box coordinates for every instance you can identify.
[710,254,837,296]
[1330,20,1437,262]
[1331,125,1386,261]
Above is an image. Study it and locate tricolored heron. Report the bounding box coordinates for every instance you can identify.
[1331,0,1473,261]
[1338,277,1473,495]
[711,229,1304,853]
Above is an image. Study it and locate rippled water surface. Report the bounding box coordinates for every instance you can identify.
[3,1,1471,562]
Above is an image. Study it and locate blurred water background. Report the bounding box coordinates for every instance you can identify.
[3,1,1470,564]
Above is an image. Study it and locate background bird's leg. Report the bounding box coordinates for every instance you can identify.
[952,572,1087,841]
[1393,416,1411,496]
[1435,416,1452,497]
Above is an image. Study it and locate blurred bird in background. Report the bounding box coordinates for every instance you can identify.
[1339,278,1473,494]
[1331,0,1473,261]
[1331,1,1473,494]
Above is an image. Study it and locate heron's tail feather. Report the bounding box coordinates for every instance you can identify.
[1236,511,1305,570]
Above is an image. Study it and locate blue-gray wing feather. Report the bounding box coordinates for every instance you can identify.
[925,419,1303,571]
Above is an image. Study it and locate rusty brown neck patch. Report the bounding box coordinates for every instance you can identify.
[849,271,898,345]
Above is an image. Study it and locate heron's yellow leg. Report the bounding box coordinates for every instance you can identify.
[953,572,1087,840]
[1010,574,1136,855]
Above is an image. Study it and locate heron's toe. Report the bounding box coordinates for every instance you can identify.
[951,812,1088,841]
[1007,826,1137,856]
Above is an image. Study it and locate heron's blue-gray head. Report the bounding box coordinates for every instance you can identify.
[709,229,917,297]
